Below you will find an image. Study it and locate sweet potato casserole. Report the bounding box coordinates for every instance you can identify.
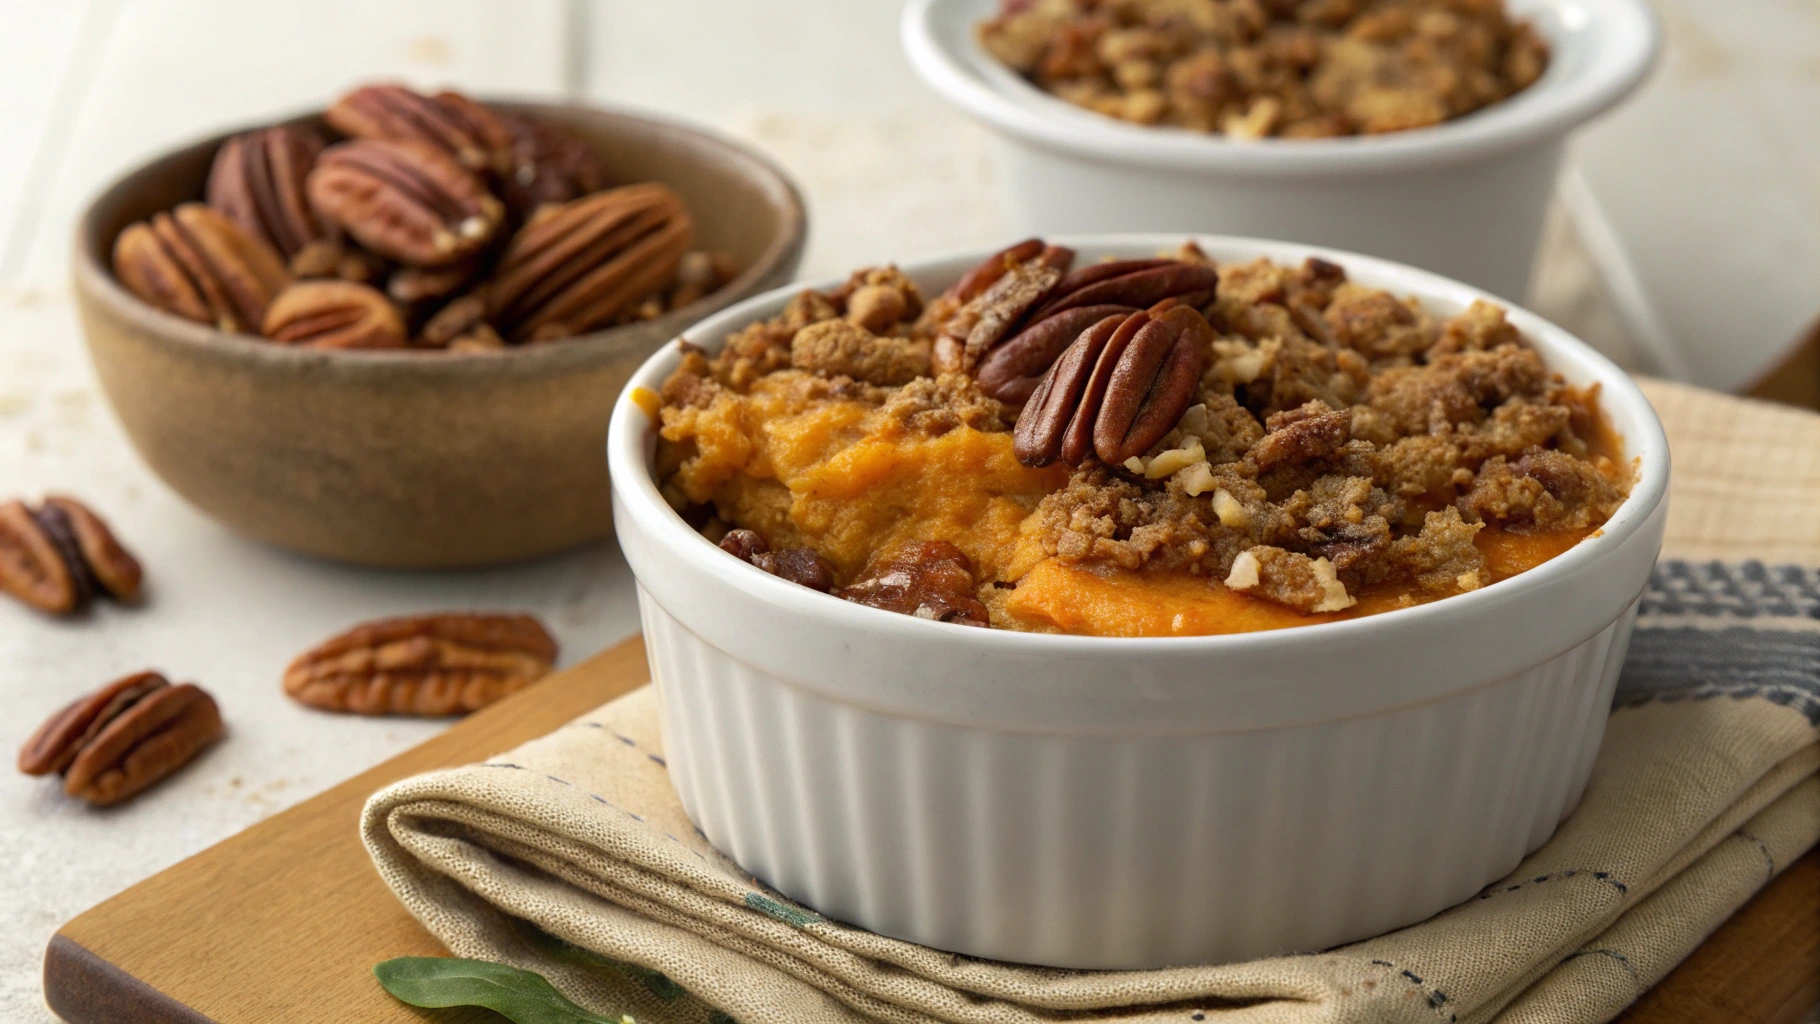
[652,241,1630,636]
[975,0,1550,138]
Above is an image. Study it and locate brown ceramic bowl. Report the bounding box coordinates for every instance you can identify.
[72,101,805,569]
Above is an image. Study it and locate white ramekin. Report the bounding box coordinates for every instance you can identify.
[608,234,1670,969]
[902,0,1659,302]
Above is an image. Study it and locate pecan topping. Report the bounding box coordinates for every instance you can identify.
[487,182,694,343]
[946,247,1221,404]
[19,671,223,806]
[933,242,1074,376]
[0,496,142,615]
[975,303,1134,405]
[1252,401,1352,471]
[262,281,407,349]
[718,529,836,592]
[283,613,559,716]
[112,203,291,333]
[306,139,505,267]
[205,124,330,261]
[498,110,613,219]
[835,541,989,626]
[1030,259,1219,320]
[1014,304,1212,467]
[325,84,513,177]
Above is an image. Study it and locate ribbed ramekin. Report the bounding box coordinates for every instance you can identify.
[903,0,1659,302]
[607,235,1670,969]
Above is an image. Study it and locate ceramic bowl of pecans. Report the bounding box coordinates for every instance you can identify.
[903,0,1658,299]
[608,233,1670,969]
[72,85,805,568]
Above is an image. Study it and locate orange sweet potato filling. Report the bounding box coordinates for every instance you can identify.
[661,375,1609,638]
[996,527,1592,637]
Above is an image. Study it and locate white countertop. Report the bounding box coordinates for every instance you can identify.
[0,1,1806,1020]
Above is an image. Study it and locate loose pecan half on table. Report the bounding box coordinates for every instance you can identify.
[0,495,143,615]
[283,612,559,716]
[18,671,223,806]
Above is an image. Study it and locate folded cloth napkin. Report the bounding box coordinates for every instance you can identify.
[363,380,1820,1024]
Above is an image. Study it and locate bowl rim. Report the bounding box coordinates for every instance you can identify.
[609,232,1670,654]
[901,0,1661,178]
[70,98,808,372]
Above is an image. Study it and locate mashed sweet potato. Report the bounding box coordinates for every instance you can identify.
[653,249,1630,637]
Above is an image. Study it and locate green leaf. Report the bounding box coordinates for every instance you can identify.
[373,957,634,1024]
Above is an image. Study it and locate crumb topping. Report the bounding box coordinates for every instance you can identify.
[976,0,1549,138]
[654,246,1630,634]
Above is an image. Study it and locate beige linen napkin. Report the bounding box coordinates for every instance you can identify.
[363,379,1820,1024]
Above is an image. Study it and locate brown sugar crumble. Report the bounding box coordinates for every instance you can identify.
[976,0,1550,138]
[654,242,1630,636]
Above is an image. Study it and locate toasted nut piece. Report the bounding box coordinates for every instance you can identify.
[42,496,142,603]
[113,203,291,333]
[0,500,76,613]
[935,243,1074,374]
[418,292,491,348]
[497,110,613,219]
[306,139,505,267]
[19,671,222,806]
[206,124,330,259]
[836,540,989,626]
[283,613,559,716]
[0,496,142,614]
[718,529,835,593]
[1014,305,1211,468]
[325,84,513,177]
[19,671,167,776]
[262,280,408,349]
[489,183,693,343]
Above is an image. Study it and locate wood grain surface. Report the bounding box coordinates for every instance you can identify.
[44,634,1819,1023]
[47,636,651,1024]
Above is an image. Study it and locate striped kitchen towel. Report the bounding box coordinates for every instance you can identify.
[363,379,1819,1024]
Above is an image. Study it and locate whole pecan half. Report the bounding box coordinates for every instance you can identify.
[262,281,407,349]
[18,671,223,806]
[283,613,559,716]
[498,110,613,220]
[388,258,479,309]
[937,243,1220,402]
[932,240,1073,376]
[325,84,513,177]
[0,496,142,615]
[113,202,291,333]
[1014,304,1213,467]
[487,182,694,343]
[306,139,505,267]
[718,529,835,592]
[835,541,990,626]
[205,124,330,262]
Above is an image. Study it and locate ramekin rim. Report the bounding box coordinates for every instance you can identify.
[608,232,1669,654]
[901,0,1661,177]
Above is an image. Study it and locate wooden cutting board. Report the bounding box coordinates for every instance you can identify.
[43,636,1819,1024]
